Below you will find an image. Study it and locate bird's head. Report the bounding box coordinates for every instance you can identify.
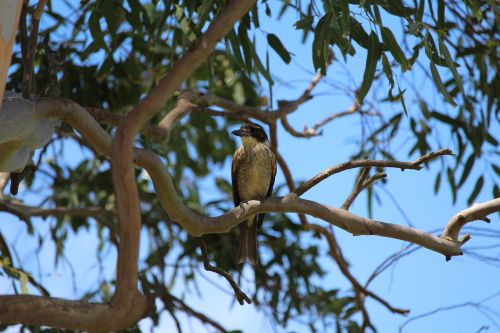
[231,122,269,146]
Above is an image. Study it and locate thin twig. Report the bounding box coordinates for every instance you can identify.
[21,0,48,98]
[342,167,371,210]
[399,291,500,333]
[197,238,251,305]
[0,200,118,245]
[167,293,228,333]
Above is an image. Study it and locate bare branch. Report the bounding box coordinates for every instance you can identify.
[442,198,500,253]
[342,167,371,210]
[399,291,500,333]
[280,116,321,138]
[307,223,409,316]
[21,0,47,97]
[161,290,228,333]
[197,238,251,305]
[0,199,118,245]
[342,169,387,210]
[158,94,196,142]
[86,107,171,142]
[294,149,454,197]
[0,294,153,332]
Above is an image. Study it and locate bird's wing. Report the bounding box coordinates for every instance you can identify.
[231,146,244,206]
[266,152,277,197]
[256,151,277,229]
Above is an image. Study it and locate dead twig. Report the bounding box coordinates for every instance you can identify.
[197,238,251,305]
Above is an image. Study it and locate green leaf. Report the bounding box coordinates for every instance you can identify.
[381,53,394,90]
[238,24,253,73]
[431,111,456,125]
[439,38,464,95]
[267,33,291,64]
[381,26,410,71]
[101,0,122,35]
[96,55,114,81]
[339,0,350,36]
[89,10,106,49]
[457,153,475,188]
[469,0,483,21]
[197,0,213,24]
[434,172,441,193]
[227,30,244,69]
[294,16,313,30]
[417,0,425,21]
[19,272,28,294]
[447,168,457,204]
[397,83,408,116]
[312,13,332,74]
[467,176,484,205]
[492,164,500,176]
[350,20,370,49]
[430,61,457,107]
[251,36,274,85]
[437,0,444,28]
[357,32,380,103]
[123,57,141,82]
[383,0,411,17]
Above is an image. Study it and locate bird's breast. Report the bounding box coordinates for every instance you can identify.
[237,144,274,201]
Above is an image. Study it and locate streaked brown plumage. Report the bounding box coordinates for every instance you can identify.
[231,122,276,265]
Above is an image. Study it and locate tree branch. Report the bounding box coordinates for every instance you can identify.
[21,0,47,98]
[342,168,387,210]
[33,98,495,258]
[197,238,251,305]
[294,149,454,196]
[160,289,228,333]
[442,198,500,257]
[0,199,118,245]
[86,107,171,142]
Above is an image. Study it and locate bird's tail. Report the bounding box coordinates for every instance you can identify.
[238,217,258,265]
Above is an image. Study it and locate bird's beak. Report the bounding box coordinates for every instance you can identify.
[232,129,250,137]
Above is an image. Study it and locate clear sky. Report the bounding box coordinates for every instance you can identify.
[1,2,499,333]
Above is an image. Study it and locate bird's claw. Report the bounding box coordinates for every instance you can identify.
[238,200,250,213]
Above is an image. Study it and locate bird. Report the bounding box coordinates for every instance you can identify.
[231,121,276,265]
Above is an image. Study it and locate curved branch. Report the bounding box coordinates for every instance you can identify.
[442,198,500,245]
[294,149,455,196]
[197,238,251,305]
[34,98,492,258]
[110,1,258,325]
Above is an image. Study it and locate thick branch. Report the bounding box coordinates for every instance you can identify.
[110,0,257,328]
[294,149,454,196]
[86,107,171,142]
[0,294,154,332]
[442,198,500,244]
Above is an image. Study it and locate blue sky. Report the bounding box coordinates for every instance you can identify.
[1,1,499,333]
